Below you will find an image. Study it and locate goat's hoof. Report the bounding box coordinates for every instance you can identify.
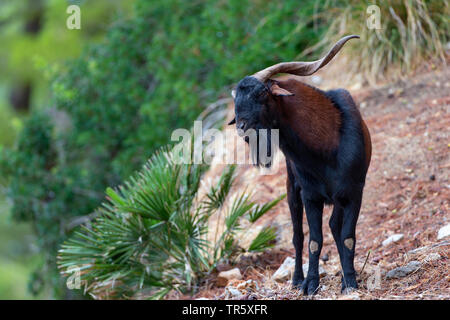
[341,275,358,293]
[291,276,304,289]
[301,277,319,295]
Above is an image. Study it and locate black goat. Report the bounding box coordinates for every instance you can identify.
[228,35,372,295]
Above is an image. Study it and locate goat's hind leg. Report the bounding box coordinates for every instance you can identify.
[340,195,362,293]
[302,197,324,295]
[286,163,304,288]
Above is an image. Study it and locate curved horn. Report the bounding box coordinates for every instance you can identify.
[253,35,359,82]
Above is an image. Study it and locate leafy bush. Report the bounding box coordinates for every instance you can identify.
[1,0,324,297]
[58,148,284,299]
[0,102,21,147]
[314,0,449,84]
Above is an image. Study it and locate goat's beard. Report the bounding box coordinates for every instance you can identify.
[247,125,277,168]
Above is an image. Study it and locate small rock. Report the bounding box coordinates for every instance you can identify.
[225,287,243,299]
[408,240,450,254]
[272,257,328,282]
[382,234,404,246]
[302,263,327,278]
[217,268,242,287]
[272,257,295,282]
[224,279,258,300]
[378,202,389,208]
[423,253,441,263]
[429,174,436,181]
[233,279,259,292]
[437,224,450,240]
[408,246,427,254]
[386,261,421,279]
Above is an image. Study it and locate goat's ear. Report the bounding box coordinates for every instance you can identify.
[231,89,236,99]
[270,83,294,97]
[228,117,236,125]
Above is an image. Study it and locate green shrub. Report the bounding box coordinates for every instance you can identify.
[58,148,284,299]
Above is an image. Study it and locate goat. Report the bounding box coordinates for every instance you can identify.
[228,35,372,295]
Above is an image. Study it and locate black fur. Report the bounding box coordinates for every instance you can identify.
[231,77,370,295]
[233,76,276,167]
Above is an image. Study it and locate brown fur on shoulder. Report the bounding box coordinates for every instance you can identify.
[273,78,341,153]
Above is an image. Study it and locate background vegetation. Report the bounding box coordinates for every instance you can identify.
[0,0,447,299]
[0,0,135,299]
[316,0,449,84]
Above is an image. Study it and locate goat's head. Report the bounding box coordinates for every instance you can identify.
[228,35,359,166]
[229,76,292,131]
[229,76,288,167]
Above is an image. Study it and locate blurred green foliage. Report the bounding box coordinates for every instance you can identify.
[0,101,22,147]
[0,198,44,299]
[0,0,134,141]
[1,0,325,298]
[0,0,135,298]
[0,0,133,86]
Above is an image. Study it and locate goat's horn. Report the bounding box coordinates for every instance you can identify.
[253,35,359,82]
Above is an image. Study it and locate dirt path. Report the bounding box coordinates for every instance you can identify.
[191,66,449,300]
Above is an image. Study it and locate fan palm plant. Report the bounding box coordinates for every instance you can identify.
[57,145,284,299]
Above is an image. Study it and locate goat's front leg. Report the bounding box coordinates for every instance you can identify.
[340,195,362,293]
[286,164,304,288]
[302,197,324,295]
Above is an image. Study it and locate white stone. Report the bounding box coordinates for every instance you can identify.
[302,263,327,277]
[271,257,295,282]
[423,253,441,263]
[217,268,242,287]
[437,224,450,240]
[225,287,243,299]
[382,234,404,246]
[272,257,328,282]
